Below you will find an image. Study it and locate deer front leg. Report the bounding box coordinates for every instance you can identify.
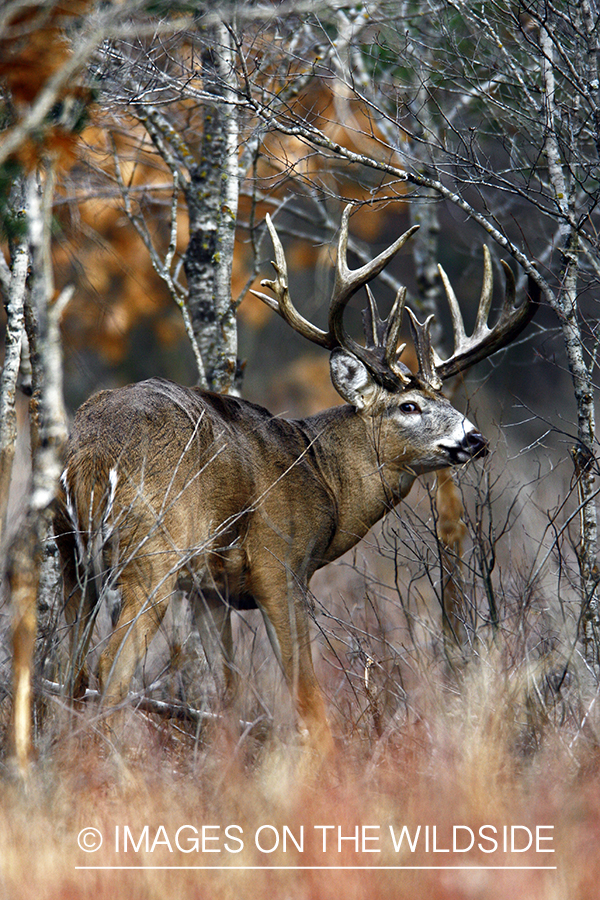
[253,572,334,758]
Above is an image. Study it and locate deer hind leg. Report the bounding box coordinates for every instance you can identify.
[97,557,176,707]
[254,574,334,758]
[190,589,237,704]
[63,581,95,699]
[54,525,96,699]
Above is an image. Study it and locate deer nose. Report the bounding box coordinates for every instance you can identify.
[462,430,489,458]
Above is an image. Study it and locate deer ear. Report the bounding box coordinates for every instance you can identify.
[329,349,379,410]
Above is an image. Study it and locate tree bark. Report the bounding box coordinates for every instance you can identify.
[0,232,28,543]
[184,22,240,394]
[6,170,69,776]
[539,22,599,659]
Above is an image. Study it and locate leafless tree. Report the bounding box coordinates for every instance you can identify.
[221,0,600,662]
[2,0,600,770]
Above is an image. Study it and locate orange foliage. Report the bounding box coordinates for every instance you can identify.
[51,124,185,361]
[0,2,93,170]
[258,78,408,222]
[268,354,341,416]
[0,3,88,104]
[0,23,411,374]
[0,5,413,374]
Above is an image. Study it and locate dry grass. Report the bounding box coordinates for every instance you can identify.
[1,638,599,900]
[2,445,599,898]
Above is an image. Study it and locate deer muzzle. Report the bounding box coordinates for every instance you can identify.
[460,430,489,459]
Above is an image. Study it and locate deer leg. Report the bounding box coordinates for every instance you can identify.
[436,468,468,652]
[190,589,237,703]
[97,562,175,707]
[254,575,334,757]
[63,585,95,699]
[55,529,95,699]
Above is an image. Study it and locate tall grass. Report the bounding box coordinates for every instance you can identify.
[0,653,598,899]
[1,439,599,899]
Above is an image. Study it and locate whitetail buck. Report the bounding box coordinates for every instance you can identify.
[53,207,539,755]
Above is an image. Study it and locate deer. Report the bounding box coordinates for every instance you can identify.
[53,206,539,756]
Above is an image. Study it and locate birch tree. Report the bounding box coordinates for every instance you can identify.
[97,19,245,392]
[224,0,600,663]
[3,0,600,768]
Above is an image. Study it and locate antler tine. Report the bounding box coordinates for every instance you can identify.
[250,213,333,349]
[499,259,516,314]
[362,285,409,374]
[435,249,496,362]
[434,247,541,382]
[362,285,406,365]
[473,245,494,335]
[406,309,443,391]
[362,285,381,348]
[329,205,420,351]
[436,263,469,356]
[384,286,408,367]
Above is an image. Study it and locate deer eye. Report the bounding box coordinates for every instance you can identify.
[399,401,421,414]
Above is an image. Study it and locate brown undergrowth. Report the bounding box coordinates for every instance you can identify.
[1,644,599,900]
[2,445,597,898]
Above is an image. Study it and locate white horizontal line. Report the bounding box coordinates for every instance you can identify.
[75,865,558,871]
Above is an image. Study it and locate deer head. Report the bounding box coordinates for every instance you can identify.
[251,206,539,485]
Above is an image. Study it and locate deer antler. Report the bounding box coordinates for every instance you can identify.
[409,246,541,386]
[250,206,417,389]
[251,208,540,393]
[360,285,412,387]
[250,213,333,349]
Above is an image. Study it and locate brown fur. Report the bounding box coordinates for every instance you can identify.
[54,373,486,755]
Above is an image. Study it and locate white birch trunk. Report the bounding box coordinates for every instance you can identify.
[540,23,599,657]
[7,170,69,776]
[0,237,28,543]
[183,21,240,394]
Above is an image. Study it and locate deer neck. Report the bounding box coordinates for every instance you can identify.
[298,405,417,560]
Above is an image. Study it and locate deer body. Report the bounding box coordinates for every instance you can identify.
[55,372,483,752]
[54,207,538,754]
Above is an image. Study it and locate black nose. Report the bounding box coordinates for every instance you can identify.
[462,431,489,458]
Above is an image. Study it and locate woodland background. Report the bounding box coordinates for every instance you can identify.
[0,1,599,898]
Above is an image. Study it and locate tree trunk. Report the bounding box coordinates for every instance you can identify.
[6,169,69,776]
[184,22,240,394]
[0,234,27,543]
[539,22,599,660]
